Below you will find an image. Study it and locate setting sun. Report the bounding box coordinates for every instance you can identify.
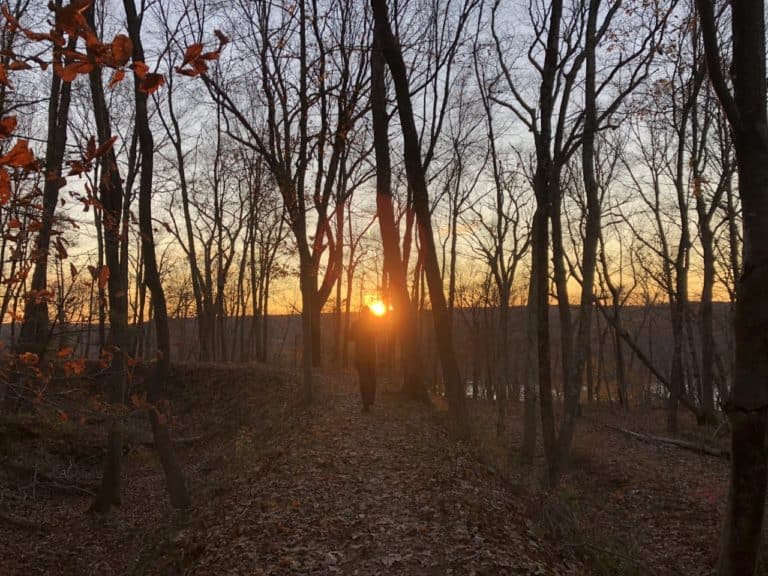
[368,300,387,317]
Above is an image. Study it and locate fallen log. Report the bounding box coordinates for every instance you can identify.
[604,424,730,459]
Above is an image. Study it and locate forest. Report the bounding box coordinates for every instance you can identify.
[0,0,766,574]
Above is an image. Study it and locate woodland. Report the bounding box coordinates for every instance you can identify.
[0,0,766,574]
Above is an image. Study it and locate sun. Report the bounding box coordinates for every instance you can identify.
[368,300,387,317]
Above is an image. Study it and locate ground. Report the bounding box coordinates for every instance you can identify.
[0,364,758,575]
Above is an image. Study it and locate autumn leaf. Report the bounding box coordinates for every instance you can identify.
[56,346,74,359]
[58,59,93,81]
[63,357,86,377]
[0,63,9,88]
[98,265,110,289]
[94,135,118,158]
[54,62,77,82]
[53,0,90,35]
[19,352,39,366]
[214,29,230,46]
[0,139,36,169]
[8,217,21,229]
[9,60,32,71]
[0,168,10,206]
[183,43,204,66]
[139,73,165,94]
[0,116,17,139]
[131,60,148,79]
[107,68,125,89]
[111,34,133,67]
[1,4,19,30]
[23,28,64,47]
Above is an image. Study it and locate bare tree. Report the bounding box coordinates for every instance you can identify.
[696,1,768,573]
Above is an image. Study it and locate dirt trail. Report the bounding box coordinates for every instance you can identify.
[176,374,582,575]
[2,366,584,575]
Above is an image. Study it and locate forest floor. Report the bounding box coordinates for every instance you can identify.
[0,363,756,575]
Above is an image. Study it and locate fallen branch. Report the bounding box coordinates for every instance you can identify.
[604,424,730,459]
[140,434,205,448]
[2,460,99,494]
[596,303,700,416]
[0,511,43,531]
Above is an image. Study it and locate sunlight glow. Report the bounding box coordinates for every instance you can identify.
[368,300,387,317]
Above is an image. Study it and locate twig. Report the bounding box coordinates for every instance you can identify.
[604,424,730,459]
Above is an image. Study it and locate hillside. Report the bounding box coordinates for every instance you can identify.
[0,364,750,575]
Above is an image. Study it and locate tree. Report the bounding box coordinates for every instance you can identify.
[695,1,768,573]
[122,0,189,509]
[16,0,72,361]
[371,0,475,437]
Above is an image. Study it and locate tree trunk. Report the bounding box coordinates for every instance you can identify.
[17,26,73,358]
[124,0,189,509]
[521,277,538,464]
[86,5,129,512]
[370,30,427,403]
[371,0,467,436]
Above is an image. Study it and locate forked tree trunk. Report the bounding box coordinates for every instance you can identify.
[124,0,189,509]
[371,0,468,437]
[370,31,427,403]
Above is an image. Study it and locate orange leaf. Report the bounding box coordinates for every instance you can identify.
[19,352,39,366]
[131,60,148,79]
[1,4,19,30]
[0,168,10,206]
[107,68,125,89]
[192,59,209,75]
[182,43,204,66]
[98,265,110,289]
[0,116,17,138]
[9,60,32,71]
[111,34,133,67]
[8,217,21,229]
[0,139,36,169]
[0,63,9,88]
[54,62,77,82]
[139,73,165,95]
[53,0,90,35]
[94,136,118,158]
[56,346,74,359]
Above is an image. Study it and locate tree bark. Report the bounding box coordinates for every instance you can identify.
[371,0,468,436]
[370,30,427,403]
[124,0,190,509]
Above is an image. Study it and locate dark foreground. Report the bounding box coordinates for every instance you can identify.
[0,364,758,575]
